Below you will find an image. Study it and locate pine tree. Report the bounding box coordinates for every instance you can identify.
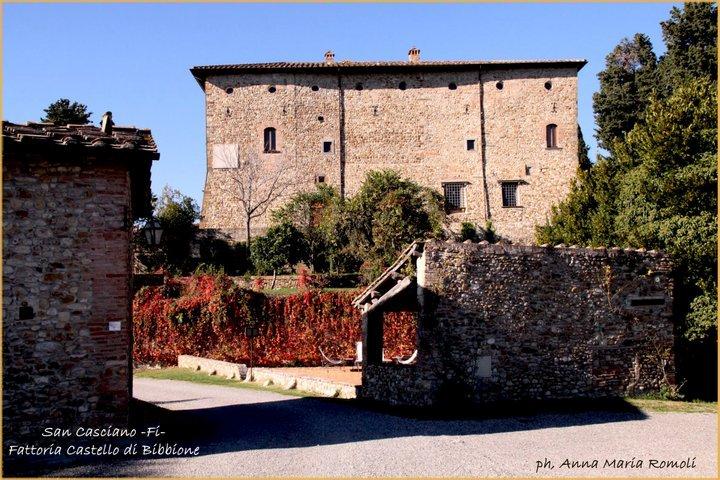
[592,34,657,152]
[41,98,92,125]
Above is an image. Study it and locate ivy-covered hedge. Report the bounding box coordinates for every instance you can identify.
[133,274,417,367]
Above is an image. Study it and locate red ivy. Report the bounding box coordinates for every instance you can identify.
[133,274,417,367]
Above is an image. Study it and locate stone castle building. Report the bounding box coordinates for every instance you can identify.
[191,48,586,243]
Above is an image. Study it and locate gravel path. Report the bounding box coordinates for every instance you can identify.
[47,378,716,477]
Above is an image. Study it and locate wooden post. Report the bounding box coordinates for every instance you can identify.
[363,309,383,366]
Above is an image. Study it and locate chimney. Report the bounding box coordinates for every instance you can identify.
[408,46,420,63]
[100,111,114,135]
[324,50,335,64]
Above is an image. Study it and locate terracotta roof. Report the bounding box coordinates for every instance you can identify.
[190,58,587,89]
[2,121,160,160]
[3,121,159,218]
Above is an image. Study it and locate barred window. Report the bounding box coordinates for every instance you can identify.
[263,127,276,152]
[502,182,518,207]
[443,182,466,212]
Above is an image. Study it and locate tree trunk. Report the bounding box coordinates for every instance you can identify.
[271,270,277,289]
[245,216,251,246]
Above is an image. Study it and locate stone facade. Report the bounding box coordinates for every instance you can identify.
[192,52,586,243]
[357,240,675,407]
[2,121,158,446]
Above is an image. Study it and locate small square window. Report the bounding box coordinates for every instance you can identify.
[466,139,476,151]
[501,182,518,207]
[443,182,467,212]
[315,175,326,184]
[323,141,332,153]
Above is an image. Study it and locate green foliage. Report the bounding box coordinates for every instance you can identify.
[198,236,251,275]
[250,222,306,275]
[577,124,592,171]
[271,184,341,272]
[613,79,717,341]
[41,98,92,125]
[539,4,717,344]
[341,170,446,280]
[155,185,200,275]
[593,33,658,152]
[460,222,479,242]
[658,3,717,94]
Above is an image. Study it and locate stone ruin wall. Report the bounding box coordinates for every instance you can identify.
[361,240,675,407]
[3,154,133,441]
[200,66,579,244]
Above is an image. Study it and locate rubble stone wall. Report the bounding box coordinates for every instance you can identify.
[360,241,676,406]
[200,66,579,243]
[3,154,133,441]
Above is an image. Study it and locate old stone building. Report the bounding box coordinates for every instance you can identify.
[2,120,158,448]
[191,49,586,244]
[353,240,675,407]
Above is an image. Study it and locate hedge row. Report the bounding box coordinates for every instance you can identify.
[133,274,417,367]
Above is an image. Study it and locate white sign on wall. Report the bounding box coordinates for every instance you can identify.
[212,144,239,169]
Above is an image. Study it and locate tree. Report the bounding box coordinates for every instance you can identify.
[613,78,717,342]
[41,98,92,125]
[217,147,298,245]
[341,170,446,280]
[249,222,306,282]
[155,186,200,274]
[657,3,717,94]
[271,184,342,272]
[577,124,592,171]
[593,34,658,152]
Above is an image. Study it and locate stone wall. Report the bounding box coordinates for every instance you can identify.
[3,154,133,440]
[360,240,675,407]
[199,65,580,243]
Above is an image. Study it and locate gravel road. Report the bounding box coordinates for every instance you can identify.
[46,378,716,477]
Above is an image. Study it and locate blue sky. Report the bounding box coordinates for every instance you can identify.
[3,3,678,205]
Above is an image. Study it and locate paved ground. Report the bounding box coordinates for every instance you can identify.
[46,378,716,477]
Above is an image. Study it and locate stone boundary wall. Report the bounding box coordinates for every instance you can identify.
[251,368,357,399]
[178,355,247,379]
[361,240,675,407]
[176,356,356,398]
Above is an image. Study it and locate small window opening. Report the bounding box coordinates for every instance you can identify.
[399,81,407,90]
[268,86,277,93]
[443,182,467,212]
[448,82,457,90]
[263,127,277,153]
[311,85,319,91]
[546,124,558,148]
[355,83,363,91]
[544,81,552,90]
[629,297,666,307]
[501,182,518,207]
[315,175,326,184]
[466,139,476,151]
[225,87,234,94]
[496,81,503,90]
[525,165,532,176]
[318,116,324,123]
[323,141,332,153]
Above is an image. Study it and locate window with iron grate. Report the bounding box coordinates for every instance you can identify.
[443,182,466,212]
[501,182,518,207]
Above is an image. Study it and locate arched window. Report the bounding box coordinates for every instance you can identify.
[263,127,276,153]
[546,124,557,148]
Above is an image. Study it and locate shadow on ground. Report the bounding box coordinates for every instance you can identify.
[16,393,648,477]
